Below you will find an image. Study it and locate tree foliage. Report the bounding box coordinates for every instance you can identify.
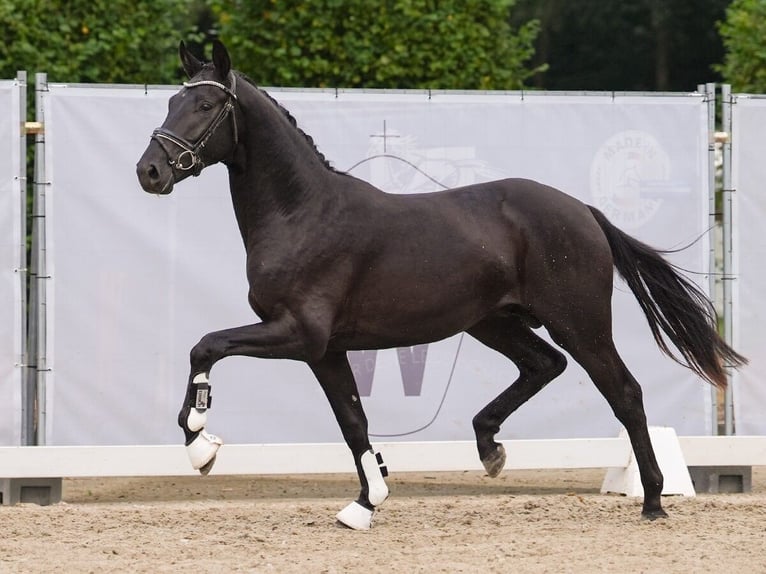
[716,0,766,92]
[209,0,544,89]
[0,0,741,93]
[0,0,201,83]
[511,0,729,92]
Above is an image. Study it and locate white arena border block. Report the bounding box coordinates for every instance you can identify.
[601,427,694,497]
[1,431,765,484]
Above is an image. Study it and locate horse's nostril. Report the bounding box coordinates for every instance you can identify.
[148,164,160,181]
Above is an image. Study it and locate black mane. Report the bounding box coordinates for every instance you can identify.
[235,72,345,175]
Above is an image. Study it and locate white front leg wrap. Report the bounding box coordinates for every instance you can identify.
[360,449,389,506]
[186,408,207,432]
[184,373,222,473]
[186,373,210,431]
[336,450,389,530]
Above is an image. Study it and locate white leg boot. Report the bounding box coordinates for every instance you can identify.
[183,373,222,475]
[336,450,389,530]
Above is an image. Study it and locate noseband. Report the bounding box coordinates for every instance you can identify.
[151,73,238,176]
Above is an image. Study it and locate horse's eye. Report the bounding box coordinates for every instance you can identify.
[200,102,214,112]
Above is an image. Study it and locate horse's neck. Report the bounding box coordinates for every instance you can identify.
[227,87,339,244]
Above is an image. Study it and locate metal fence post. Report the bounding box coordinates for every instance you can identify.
[701,82,719,435]
[15,71,32,445]
[30,73,48,445]
[720,84,735,435]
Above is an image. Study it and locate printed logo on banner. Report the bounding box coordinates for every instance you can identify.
[590,130,670,229]
[349,121,507,194]
[348,336,464,438]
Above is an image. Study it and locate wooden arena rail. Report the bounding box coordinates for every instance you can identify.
[1,436,765,478]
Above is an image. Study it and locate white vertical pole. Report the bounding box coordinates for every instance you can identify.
[721,84,735,435]
[702,82,719,436]
[15,71,31,445]
[32,73,48,445]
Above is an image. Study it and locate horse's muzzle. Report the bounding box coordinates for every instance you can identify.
[136,146,175,195]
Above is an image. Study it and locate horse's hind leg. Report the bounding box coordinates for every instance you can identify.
[549,324,666,518]
[468,314,567,477]
[309,351,389,530]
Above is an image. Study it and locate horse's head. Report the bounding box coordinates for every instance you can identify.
[137,40,239,195]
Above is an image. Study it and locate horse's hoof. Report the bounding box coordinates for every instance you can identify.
[641,508,669,521]
[481,444,506,478]
[198,456,217,476]
[336,501,374,531]
[186,429,223,472]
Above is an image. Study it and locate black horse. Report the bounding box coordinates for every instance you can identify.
[137,41,745,530]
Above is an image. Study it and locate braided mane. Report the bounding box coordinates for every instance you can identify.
[235,72,344,174]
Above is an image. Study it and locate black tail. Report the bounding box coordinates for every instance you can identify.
[588,206,747,389]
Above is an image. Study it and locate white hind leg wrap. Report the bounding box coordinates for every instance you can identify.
[361,449,389,506]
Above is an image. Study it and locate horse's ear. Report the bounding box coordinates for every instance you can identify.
[211,40,231,82]
[179,41,203,78]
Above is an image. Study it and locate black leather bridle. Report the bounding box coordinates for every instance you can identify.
[151,73,238,176]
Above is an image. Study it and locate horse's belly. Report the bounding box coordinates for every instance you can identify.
[331,279,513,350]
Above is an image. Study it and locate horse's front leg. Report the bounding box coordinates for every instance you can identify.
[310,351,389,530]
[179,315,324,475]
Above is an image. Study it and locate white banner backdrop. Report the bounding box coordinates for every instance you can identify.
[43,85,712,445]
[0,80,23,445]
[731,96,766,435]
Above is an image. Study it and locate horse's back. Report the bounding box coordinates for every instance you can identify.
[443,177,596,226]
[406,177,615,323]
[410,177,610,271]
